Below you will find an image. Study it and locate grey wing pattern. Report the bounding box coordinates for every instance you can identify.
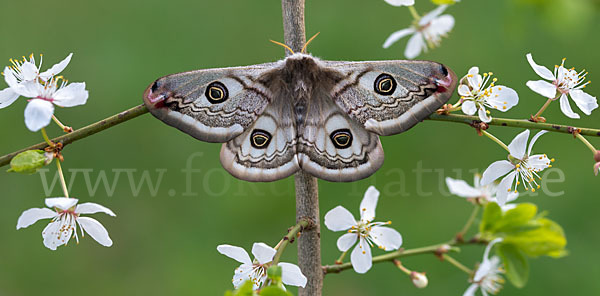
[324,60,457,136]
[220,101,300,182]
[143,63,278,142]
[297,91,384,182]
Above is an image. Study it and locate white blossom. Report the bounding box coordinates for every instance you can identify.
[459,67,519,122]
[480,130,553,205]
[526,53,597,119]
[463,238,505,296]
[384,0,415,6]
[324,186,403,274]
[446,174,518,211]
[17,197,115,250]
[217,242,307,290]
[383,5,454,59]
[0,53,72,109]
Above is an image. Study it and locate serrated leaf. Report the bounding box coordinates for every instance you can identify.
[259,286,292,296]
[497,243,529,288]
[7,150,49,174]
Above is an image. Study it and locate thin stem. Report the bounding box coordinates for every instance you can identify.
[532,97,554,120]
[457,205,480,240]
[427,113,600,137]
[443,254,473,274]
[40,128,54,147]
[55,160,69,198]
[576,133,597,154]
[272,219,310,265]
[408,6,421,21]
[52,115,72,133]
[323,243,459,274]
[335,251,347,264]
[0,104,148,168]
[393,259,412,275]
[482,130,510,152]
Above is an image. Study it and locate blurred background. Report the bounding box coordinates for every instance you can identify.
[0,0,598,295]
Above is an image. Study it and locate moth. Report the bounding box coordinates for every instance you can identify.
[143,53,457,182]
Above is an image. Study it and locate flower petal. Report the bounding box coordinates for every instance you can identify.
[76,203,116,216]
[336,232,358,252]
[39,53,73,81]
[382,28,415,48]
[217,244,252,265]
[480,160,514,186]
[279,262,307,288]
[527,130,547,156]
[384,0,415,6]
[428,14,454,36]
[77,216,113,247]
[461,100,477,115]
[419,5,448,26]
[370,226,402,251]
[445,177,481,198]
[570,90,598,115]
[350,237,373,274]
[458,84,472,97]
[404,33,424,59]
[0,87,19,109]
[508,130,530,159]
[232,263,254,289]
[529,154,551,171]
[45,197,78,210]
[52,82,89,107]
[4,67,18,88]
[16,208,56,229]
[24,99,54,132]
[526,80,556,99]
[495,171,517,206]
[526,53,555,81]
[463,283,479,296]
[251,242,276,265]
[20,62,39,81]
[324,206,356,231]
[559,93,580,119]
[42,220,64,250]
[478,106,492,123]
[485,85,519,112]
[359,186,379,222]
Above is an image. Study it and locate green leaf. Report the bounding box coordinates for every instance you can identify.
[497,243,529,288]
[503,218,567,258]
[259,286,292,296]
[7,150,49,174]
[480,202,502,233]
[493,203,538,233]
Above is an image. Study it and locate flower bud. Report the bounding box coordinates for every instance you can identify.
[7,150,50,174]
[410,271,428,289]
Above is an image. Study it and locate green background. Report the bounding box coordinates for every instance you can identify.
[0,0,598,295]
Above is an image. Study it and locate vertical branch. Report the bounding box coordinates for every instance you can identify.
[281,1,323,295]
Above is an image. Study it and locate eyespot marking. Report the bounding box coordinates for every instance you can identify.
[205,81,229,104]
[330,129,353,149]
[374,73,397,96]
[251,129,272,149]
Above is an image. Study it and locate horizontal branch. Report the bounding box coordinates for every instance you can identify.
[1,104,599,170]
[427,113,600,137]
[0,104,148,168]
[322,243,459,274]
